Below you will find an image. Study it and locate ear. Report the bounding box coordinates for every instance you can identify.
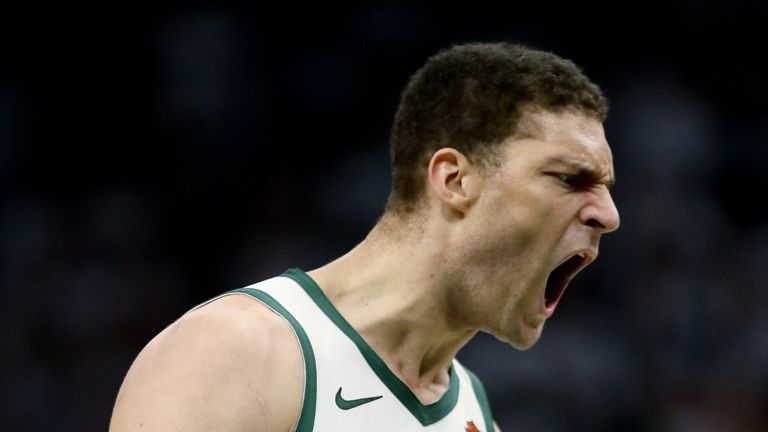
[427,148,481,215]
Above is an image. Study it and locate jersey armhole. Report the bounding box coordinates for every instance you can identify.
[226,288,318,432]
[465,368,494,432]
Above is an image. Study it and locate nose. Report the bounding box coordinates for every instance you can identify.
[580,188,620,233]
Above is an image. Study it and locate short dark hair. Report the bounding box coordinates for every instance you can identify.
[386,42,608,215]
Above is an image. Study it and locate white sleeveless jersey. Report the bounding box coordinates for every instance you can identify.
[196,268,495,432]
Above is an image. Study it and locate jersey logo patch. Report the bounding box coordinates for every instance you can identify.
[465,420,481,432]
[335,387,383,410]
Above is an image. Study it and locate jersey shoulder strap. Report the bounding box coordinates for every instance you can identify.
[184,277,318,431]
[462,365,494,432]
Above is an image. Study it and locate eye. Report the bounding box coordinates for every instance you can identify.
[557,173,575,184]
[546,171,587,189]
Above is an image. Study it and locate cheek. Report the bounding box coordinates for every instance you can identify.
[455,219,543,311]
[458,186,568,280]
[462,215,535,268]
[477,195,560,256]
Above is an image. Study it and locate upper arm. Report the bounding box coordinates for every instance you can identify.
[110,294,305,432]
[494,421,502,432]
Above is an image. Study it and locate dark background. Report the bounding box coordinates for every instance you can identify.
[2,3,767,431]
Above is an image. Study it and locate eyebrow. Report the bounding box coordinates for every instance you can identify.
[542,156,616,189]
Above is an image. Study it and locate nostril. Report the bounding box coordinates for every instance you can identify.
[586,218,605,229]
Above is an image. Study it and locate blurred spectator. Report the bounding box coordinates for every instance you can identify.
[2,4,767,431]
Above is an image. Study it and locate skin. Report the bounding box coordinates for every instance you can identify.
[436,109,620,349]
[110,109,619,432]
[110,295,305,431]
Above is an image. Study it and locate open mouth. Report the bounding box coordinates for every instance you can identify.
[544,253,590,309]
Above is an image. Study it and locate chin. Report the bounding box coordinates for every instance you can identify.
[509,335,541,351]
[494,321,545,351]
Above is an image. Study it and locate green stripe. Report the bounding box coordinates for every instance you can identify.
[466,368,494,432]
[229,288,317,432]
[281,268,460,426]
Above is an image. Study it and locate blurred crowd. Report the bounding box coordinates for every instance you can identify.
[2,4,767,431]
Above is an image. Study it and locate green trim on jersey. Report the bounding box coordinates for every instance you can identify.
[230,288,317,432]
[466,369,494,432]
[282,268,460,426]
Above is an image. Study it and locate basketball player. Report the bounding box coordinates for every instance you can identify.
[110,42,619,431]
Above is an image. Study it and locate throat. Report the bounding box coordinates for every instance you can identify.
[358,315,474,389]
[378,348,455,405]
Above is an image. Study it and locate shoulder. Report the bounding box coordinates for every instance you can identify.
[459,364,496,432]
[110,293,305,432]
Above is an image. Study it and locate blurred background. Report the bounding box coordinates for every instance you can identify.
[2,3,767,431]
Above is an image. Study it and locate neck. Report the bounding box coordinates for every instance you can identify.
[307,215,476,403]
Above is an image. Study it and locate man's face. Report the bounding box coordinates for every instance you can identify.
[450,110,620,349]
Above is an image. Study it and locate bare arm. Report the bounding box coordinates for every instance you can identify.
[495,421,502,432]
[110,294,304,432]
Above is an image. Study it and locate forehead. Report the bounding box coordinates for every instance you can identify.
[502,110,614,179]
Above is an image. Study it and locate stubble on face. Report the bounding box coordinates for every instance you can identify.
[445,109,614,349]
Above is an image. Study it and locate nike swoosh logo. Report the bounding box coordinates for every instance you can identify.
[335,387,383,410]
